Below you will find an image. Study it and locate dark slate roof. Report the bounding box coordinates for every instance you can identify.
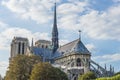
[31,47,52,59]
[53,39,90,58]
[58,39,79,53]
[74,40,90,53]
[30,39,90,59]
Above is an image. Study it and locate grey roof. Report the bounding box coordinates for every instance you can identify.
[53,39,90,58]
[58,39,79,53]
[30,39,90,60]
[31,47,52,59]
[74,39,90,53]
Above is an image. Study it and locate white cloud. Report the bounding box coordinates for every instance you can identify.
[58,1,88,15]
[0,61,9,77]
[0,21,8,31]
[33,32,50,41]
[2,0,89,24]
[58,14,80,30]
[112,0,120,2]
[92,53,120,64]
[85,43,96,52]
[0,21,50,50]
[2,0,61,24]
[80,5,120,41]
[57,1,89,30]
[2,0,120,41]
[0,61,8,68]
[59,4,120,41]
[59,39,69,46]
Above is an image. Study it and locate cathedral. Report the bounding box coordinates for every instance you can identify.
[10,3,114,80]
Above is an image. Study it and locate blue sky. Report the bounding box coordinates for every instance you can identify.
[0,0,120,77]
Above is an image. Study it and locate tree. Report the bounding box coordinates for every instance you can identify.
[5,55,41,80]
[96,74,120,80]
[114,71,120,76]
[30,62,68,80]
[54,67,68,80]
[78,71,97,80]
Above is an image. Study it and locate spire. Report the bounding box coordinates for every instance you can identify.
[78,30,81,41]
[52,2,58,36]
[110,64,112,72]
[52,2,59,53]
[104,64,106,70]
[53,2,57,29]
[31,38,33,47]
[112,67,114,73]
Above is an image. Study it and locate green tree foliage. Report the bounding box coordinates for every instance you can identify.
[5,55,41,80]
[96,74,120,80]
[114,71,120,76]
[78,71,97,80]
[54,67,68,80]
[30,62,68,80]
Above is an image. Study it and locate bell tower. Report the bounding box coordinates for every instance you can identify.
[10,37,29,59]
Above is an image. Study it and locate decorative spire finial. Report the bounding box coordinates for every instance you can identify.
[112,67,114,73]
[105,64,106,70]
[110,64,112,72]
[31,38,33,47]
[78,30,81,40]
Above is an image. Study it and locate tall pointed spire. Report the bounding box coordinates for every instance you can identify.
[78,30,81,41]
[53,2,57,28]
[52,2,59,53]
[112,67,114,73]
[110,64,112,72]
[104,64,107,70]
[31,38,33,47]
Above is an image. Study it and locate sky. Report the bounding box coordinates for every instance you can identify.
[0,0,120,77]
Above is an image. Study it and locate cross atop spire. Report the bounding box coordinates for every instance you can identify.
[31,38,34,47]
[105,64,106,70]
[78,30,81,40]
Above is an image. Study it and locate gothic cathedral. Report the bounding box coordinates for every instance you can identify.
[10,3,114,80]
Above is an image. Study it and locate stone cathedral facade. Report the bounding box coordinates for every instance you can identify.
[10,3,114,80]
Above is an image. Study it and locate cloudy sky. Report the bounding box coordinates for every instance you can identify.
[0,0,120,77]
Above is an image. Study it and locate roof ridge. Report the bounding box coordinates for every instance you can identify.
[37,39,50,41]
[71,39,80,52]
[60,39,79,48]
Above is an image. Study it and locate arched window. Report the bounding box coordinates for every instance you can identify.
[18,42,21,54]
[76,58,81,66]
[22,43,24,54]
[71,62,74,67]
[46,45,48,48]
[42,45,44,48]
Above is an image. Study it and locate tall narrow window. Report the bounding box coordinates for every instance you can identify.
[76,58,81,66]
[18,42,21,54]
[22,43,24,54]
[46,46,48,48]
[42,45,44,48]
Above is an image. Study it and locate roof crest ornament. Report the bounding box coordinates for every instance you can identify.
[78,30,81,41]
[31,38,34,47]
